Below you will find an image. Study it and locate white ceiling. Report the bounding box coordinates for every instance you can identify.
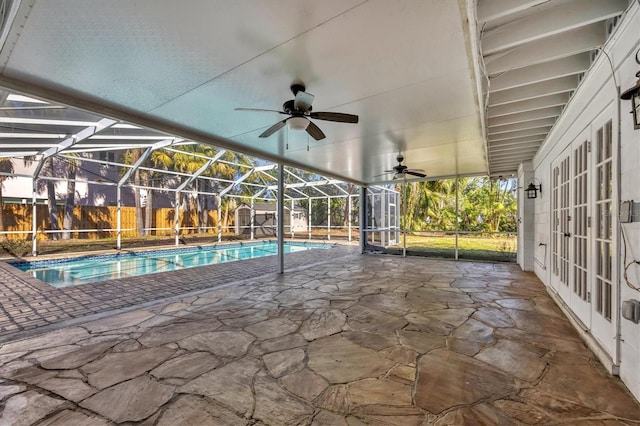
[0,0,487,185]
[0,0,630,184]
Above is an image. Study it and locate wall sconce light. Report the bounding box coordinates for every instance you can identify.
[621,48,640,130]
[526,179,542,199]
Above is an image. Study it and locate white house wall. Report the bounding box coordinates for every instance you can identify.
[532,2,640,401]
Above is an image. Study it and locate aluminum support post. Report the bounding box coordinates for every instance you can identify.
[277,164,284,274]
[359,186,367,254]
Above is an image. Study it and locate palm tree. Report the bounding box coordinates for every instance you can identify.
[0,156,35,243]
[172,144,235,233]
[0,158,14,240]
[61,155,81,240]
[40,157,61,240]
[121,148,173,237]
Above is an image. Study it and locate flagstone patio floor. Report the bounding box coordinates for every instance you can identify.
[0,252,639,425]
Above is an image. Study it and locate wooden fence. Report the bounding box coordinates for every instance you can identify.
[0,205,222,240]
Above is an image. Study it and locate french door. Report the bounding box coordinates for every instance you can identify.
[550,109,617,358]
[591,116,616,356]
[551,148,572,302]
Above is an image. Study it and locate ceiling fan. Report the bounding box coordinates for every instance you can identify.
[235,83,358,141]
[383,154,427,179]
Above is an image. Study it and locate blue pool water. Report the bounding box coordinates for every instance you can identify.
[11,241,330,288]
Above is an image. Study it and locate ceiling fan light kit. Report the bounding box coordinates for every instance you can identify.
[287,116,309,130]
[383,154,427,179]
[236,83,358,141]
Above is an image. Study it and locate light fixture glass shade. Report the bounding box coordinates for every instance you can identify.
[621,77,640,130]
[287,116,309,131]
[526,182,539,199]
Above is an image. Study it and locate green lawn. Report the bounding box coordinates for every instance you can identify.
[386,233,517,262]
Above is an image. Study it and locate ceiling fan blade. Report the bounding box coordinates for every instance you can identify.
[405,170,427,178]
[406,168,426,173]
[305,121,326,140]
[294,91,314,111]
[259,120,287,138]
[309,111,359,123]
[235,107,288,115]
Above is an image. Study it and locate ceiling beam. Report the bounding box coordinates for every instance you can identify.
[489,143,541,154]
[488,106,562,127]
[489,54,590,92]
[477,0,550,23]
[485,23,605,75]
[489,75,579,106]
[488,127,550,141]
[481,0,626,55]
[489,151,538,161]
[490,160,525,167]
[488,117,557,134]
[488,93,569,118]
[489,135,545,147]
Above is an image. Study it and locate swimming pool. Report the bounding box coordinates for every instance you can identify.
[11,241,330,288]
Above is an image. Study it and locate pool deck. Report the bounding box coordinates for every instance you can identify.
[0,249,638,424]
[0,241,353,340]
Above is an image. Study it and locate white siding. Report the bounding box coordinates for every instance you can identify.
[531,3,640,400]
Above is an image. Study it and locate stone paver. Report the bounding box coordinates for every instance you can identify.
[0,243,352,336]
[0,252,638,424]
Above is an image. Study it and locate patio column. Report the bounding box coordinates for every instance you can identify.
[308,198,312,240]
[380,191,386,247]
[518,161,536,271]
[31,177,37,256]
[217,195,222,242]
[348,194,352,242]
[277,164,284,274]
[402,182,407,258]
[359,185,367,254]
[455,176,459,260]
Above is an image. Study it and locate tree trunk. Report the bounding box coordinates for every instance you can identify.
[134,170,144,237]
[145,189,153,236]
[46,179,60,240]
[62,166,77,240]
[342,184,354,227]
[0,177,5,241]
[195,181,205,234]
